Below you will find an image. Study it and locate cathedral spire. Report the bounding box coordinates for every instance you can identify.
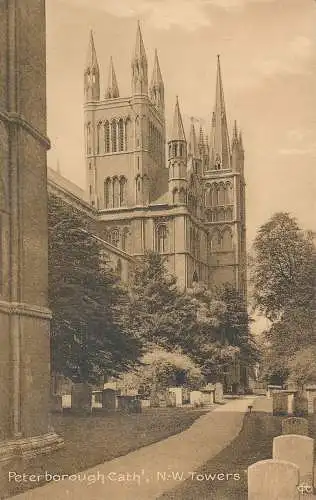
[232,120,238,147]
[131,21,148,95]
[84,30,100,102]
[171,96,186,142]
[210,55,231,170]
[105,57,120,99]
[150,49,164,113]
[188,120,199,158]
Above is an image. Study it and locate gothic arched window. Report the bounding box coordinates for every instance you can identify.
[104,177,111,208]
[111,120,117,152]
[97,122,102,154]
[118,119,124,152]
[219,184,225,205]
[173,188,178,205]
[222,228,233,250]
[113,176,120,207]
[119,176,127,206]
[179,188,186,204]
[104,121,110,153]
[193,271,198,283]
[110,229,120,247]
[86,122,92,155]
[125,117,131,151]
[156,224,167,253]
[122,228,129,251]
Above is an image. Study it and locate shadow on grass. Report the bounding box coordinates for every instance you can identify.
[2,407,208,499]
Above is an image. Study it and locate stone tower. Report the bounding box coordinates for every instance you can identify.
[168,97,188,205]
[84,23,166,210]
[203,56,247,297]
[0,0,62,467]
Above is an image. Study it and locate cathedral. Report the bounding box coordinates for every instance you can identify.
[78,22,247,295]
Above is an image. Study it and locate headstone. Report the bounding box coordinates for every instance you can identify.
[169,387,183,407]
[102,388,116,410]
[140,399,150,408]
[61,394,71,409]
[117,395,141,413]
[293,393,308,417]
[165,391,176,407]
[214,382,224,403]
[92,391,102,409]
[267,385,282,399]
[272,391,288,416]
[305,386,316,415]
[50,395,63,413]
[71,383,92,414]
[273,435,314,487]
[282,417,308,436]
[287,392,295,415]
[248,459,299,500]
[190,391,203,407]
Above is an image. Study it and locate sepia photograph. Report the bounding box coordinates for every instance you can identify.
[0,0,315,498]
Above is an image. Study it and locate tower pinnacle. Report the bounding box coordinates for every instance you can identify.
[84,30,100,102]
[210,55,231,170]
[105,57,120,99]
[150,49,164,112]
[171,96,186,142]
[131,21,148,95]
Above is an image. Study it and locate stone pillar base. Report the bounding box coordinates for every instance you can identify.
[0,432,64,463]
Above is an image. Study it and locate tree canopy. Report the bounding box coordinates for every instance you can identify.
[250,212,316,385]
[48,194,142,384]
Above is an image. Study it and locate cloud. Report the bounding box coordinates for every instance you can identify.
[57,0,276,31]
[278,147,316,157]
[253,36,313,78]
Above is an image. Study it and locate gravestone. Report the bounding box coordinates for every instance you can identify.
[214,383,224,403]
[248,459,300,500]
[190,391,203,407]
[61,394,71,409]
[92,391,102,409]
[273,435,314,487]
[293,393,308,417]
[281,417,308,436]
[71,383,92,414]
[272,392,288,416]
[165,391,176,407]
[305,386,316,414]
[169,387,183,406]
[102,389,116,410]
[267,385,282,399]
[117,395,141,413]
[140,399,150,408]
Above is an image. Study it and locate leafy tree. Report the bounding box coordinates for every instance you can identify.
[250,213,316,385]
[48,194,142,384]
[287,347,316,389]
[250,212,315,321]
[125,251,199,351]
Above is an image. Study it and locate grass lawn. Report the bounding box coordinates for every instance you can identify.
[4,407,208,498]
[160,398,316,500]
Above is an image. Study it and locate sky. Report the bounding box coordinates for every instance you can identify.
[46,0,316,248]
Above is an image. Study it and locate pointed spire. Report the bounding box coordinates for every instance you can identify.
[232,120,239,147]
[189,119,199,158]
[134,20,147,61]
[85,30,99,70]
[210,55,231,169]
[171,97,186,142]
[84,30,100,102]
[239,130,244,151]
[150,49,163,88]
[150,49,164,112]
[132,21,148,95]
[105,57,120,99]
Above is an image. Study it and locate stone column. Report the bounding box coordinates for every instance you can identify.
[0,0,63,467]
